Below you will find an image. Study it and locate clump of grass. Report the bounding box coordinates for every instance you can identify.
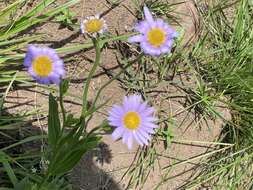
[183,0,253,188]
[132,0,183,23]
[0,0,82,188]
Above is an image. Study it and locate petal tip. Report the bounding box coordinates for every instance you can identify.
[143,6,154,24]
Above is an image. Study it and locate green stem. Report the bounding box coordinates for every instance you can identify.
[81,39,101,116]
[88,53,144,114]
[59,83,66,127]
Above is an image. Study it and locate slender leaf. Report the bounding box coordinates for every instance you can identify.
[0,151,18,186]
[48,93,61,147]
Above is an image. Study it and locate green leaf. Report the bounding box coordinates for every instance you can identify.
[0,0,25,27]
[48,94,61,148]
[0,151,18,186]
[0,135,45,151]
[50,136,101,175]
[54,9,76,24]
[0,0,80,39]
[20,0,55,19]
[14,177,33,190]
[59,79,69,96]
[0,96,4,114]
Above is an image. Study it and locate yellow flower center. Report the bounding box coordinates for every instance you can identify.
[147,28,166,47]
[85,19,103,33]
[32,56,53,77]
[123,112,141,130]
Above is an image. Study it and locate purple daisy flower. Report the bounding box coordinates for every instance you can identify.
[108,94,158,149]
[128,6,178,56]
[23,45,65,85]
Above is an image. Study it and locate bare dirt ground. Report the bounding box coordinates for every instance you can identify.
[3,0,228,189]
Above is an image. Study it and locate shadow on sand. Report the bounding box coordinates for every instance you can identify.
[70,142,122,190]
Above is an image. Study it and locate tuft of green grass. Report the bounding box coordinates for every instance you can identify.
[131,0,183,24]
[182,0,253,188]
[0,0,81,188]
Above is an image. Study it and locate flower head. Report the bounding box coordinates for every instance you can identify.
[23,45,65,85]
[128,6,178,56]
[108,94,158,149]
[80,15,107,37]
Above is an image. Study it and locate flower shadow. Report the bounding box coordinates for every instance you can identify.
[70,142,122,190]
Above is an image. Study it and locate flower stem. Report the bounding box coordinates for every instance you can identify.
[88,53,144,114]
[81,38,101,117]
